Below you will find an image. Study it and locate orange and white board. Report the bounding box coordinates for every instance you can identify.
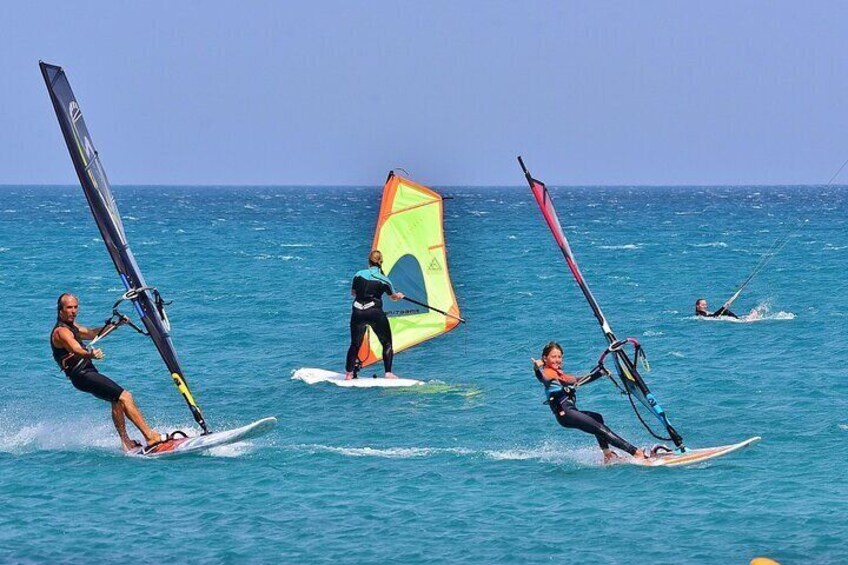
[634,436,761,467]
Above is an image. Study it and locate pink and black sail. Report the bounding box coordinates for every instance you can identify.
[519,156,684,449]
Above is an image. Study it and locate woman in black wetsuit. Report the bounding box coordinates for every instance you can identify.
[345,250,404,380]
[533,341,649,464]
[694,298,740,319]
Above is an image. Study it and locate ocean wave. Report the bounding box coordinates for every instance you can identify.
[0,417,260,457]
[254,254,302,261]
[291,444,472,458]
[691,242,728,248]
[289,443,603,466]
[599,244,642,250]
[0,419,122,454]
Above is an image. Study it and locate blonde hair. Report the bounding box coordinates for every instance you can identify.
[368,250,383,268]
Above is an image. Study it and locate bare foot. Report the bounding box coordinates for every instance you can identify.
[144,432,164,447]
[603,450,621,465]
[345,372,354,380]
[122,438,142,452]
[385,372,398,379]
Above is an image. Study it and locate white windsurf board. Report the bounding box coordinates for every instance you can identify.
[627,436,761,467]
[292,367,423,388]
[127,417,277,458]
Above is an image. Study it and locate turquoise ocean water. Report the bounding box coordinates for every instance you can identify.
[0,184,846,563]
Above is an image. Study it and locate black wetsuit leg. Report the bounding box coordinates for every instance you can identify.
[553,402,638,455]
[68,367,124,403]
[345,309,369,373]
[345,307,394,373]
[368,309,393,374]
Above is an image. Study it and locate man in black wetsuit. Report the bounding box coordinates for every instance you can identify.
[344,250,404,380]
[50,293,162,451]
[695,298,740,319]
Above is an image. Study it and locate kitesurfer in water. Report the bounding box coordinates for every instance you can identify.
[345,250,405,380]
[532,342,650,464]
[50,293,162,451]
[694,298,740,319]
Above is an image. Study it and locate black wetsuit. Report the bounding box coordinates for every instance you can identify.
[535,366,638,455]
[345,266,396,374]
[696,308,740,319]
[51,320,124,403]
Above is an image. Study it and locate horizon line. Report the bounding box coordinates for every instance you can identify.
[1,183,846,189]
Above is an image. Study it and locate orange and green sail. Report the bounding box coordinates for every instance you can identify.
[357,172,463,367]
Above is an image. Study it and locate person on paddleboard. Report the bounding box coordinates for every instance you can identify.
[50,293,163,451]
[694,298,740,319]
[345,250,404,380]
[532,341,650,464]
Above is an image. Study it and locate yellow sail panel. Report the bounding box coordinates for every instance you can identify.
[358,173,461,367]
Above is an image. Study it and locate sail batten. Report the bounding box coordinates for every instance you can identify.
[41,61,208,433]
[357,172,462,368]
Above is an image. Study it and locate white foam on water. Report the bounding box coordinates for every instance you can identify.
[290,442,603,467]
[293,445,472,458]
[691,241,728,248]
[0,418,120,453]
[599,243,641,250]
[204,441,255,458]
[0,415,218,455]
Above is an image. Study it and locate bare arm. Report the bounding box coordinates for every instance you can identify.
[388,292,405,301]
[75,324,103,340]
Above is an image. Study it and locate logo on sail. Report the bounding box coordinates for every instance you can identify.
[69,101,82,123]
[428,257,442,271]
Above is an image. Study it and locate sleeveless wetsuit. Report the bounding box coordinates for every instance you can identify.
[51,320,124,403]
[534,365,637,455]
[345,266,396,373]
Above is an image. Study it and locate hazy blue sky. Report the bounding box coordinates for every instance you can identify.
[3,1,848,185]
